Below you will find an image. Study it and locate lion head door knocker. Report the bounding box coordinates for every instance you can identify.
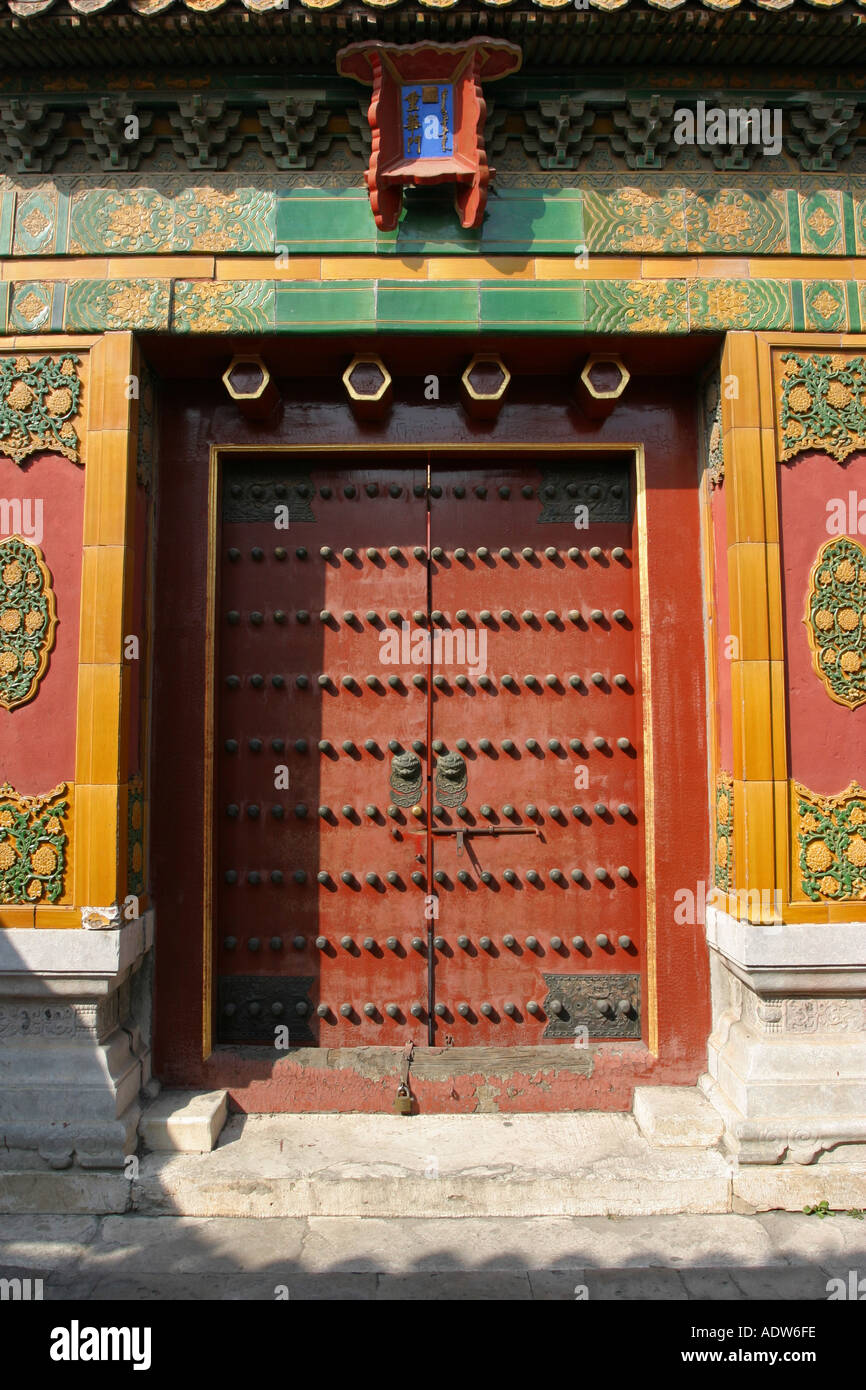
[389,750,423,808]
[434,752,467,809]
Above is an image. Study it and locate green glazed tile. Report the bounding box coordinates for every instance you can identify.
[800,192,843,256]
[846,282,861,334]
[395,193,483,253]
[688,279,792,331]
[54,190,71,256]
[791,280,806,332]
[174,281,275,333]
[481,282,586,330]
[64,279,171,332]
[276,281,375,330]
[854,195,866,256]
[377,282,478,328]
[481,191,584,254]
[174,187,274,253]
[0,192,13,258]
[0,282,9,335]
[684,189,788,254]
[276,193,377,253]
[842,191,857,256]
[69,189,174,254]
[802,281,846,332]
[12,190,55,256]
[8,281,53,333]
[49,282,65,333]
[583,188,685,254]
[786,191,801,256]
[587,280,688,333]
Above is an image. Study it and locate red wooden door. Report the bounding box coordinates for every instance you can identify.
[216,460,430,1044]
[214,455,643,1047]
[426,460,643,1043]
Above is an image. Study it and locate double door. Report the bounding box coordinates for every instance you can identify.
[214,454,643,1045]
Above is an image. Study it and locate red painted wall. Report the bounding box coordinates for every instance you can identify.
[779,450,866,794]
[0,451,83,791]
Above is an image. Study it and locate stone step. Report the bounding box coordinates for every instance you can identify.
[130,1112,866,1219]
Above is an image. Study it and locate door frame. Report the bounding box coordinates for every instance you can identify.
[203,442,653,1059]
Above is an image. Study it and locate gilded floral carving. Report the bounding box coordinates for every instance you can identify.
[804,536,866,709]
[778,351,866,463]
[796,781,866,902]
[0,783,69,905]
[0,536,58,710]
[714,771,733,892]
[0,353,81,465]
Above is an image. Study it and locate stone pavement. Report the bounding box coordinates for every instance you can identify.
[2,1211,866,1300]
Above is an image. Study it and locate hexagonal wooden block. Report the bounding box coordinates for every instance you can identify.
[222,355,279,420]
[342,355,393,420]
[460,354,510,419]
[575,354,630,420]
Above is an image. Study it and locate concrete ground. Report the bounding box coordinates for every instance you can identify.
[2,1211,866,1299]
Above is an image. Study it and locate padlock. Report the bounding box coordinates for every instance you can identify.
[393,1083,413,1116]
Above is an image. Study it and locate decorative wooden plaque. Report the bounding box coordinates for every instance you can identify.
[337,39,522,231]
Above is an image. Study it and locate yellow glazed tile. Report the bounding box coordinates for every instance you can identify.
[8,334,98,351]
[728,542,770,663]
[759,428,782,541]
[78,546,126,665]
[752,257,854,279]
[740,780,777,912]
[732,659,785,783]
[2,258,109,280]
[82,430,134,548]
[109,256,215,279]
[641,257,698,278]
[33,906,81,928]
[732,777,746,897]
[533,256,640,280]
[730,662,746,784]
[318,256,424,280]
[0,906,36,927]
[88,332,134,434]
[785,902,831,923]
[427,257,534,280]
[759,660,787,782]
[74,663,122,785]
[721,333,761,434]
[728,542,784,662]
[72,782,120,906]
[696,258,751,277]
[724,427,772,545]
[218,256,320,280]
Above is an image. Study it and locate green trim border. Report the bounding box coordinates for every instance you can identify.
[7,184,866,260]
[4,275,866,335]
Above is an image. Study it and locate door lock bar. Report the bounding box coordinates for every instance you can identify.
[430,826,541,857]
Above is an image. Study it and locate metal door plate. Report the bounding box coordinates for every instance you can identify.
[542,972,641,1039]
[218,975,315,1043]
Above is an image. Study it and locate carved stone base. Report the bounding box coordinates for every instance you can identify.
[0,914,153,1170]
[703,905,866,1164]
